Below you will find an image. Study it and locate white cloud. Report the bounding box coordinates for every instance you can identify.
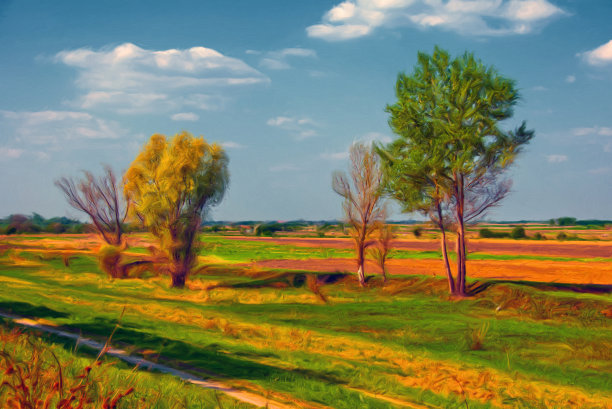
[320,150,350,160]
[307,0,565,40]
[572,126,612,137]
[531,85,547,91]
[221,141,246,149]
[258,47,317,70]
[0,110,125,147]
[581,39,612,66]
[56,43,268,113]
[267,116,318,140]
[171,112,199,121]
[565,75,576,83]
[0,147,24,160]
[546,154,567,163]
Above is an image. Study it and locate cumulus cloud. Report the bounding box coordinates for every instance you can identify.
[565,75,576,83]
[56,43,268,113]
[546,154,567,163]
[581,39,612,66]
[171,112,199,121]
[0,110,124,145]
[258,47,317,70]
[307,0,565,40]
[267,116,318,140]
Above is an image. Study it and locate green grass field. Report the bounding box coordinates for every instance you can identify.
[1,234,611,408]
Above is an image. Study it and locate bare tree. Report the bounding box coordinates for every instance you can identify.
[55,165,128,245]
[333,143,386,286]
[369,221,394,284]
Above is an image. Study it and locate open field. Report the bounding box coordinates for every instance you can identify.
[1,231,611,408]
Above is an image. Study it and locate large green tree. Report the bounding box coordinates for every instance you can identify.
[381,47,534,295]
[124,132,229,288]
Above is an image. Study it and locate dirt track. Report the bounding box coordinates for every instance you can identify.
[225,236,612,258]
[256,257,612,285]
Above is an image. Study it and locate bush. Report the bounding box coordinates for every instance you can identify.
[98,245,123,278]
[412,226,422,238]
[533,232,545,240]
[557,232,568,241]
[556,217,576,226]
[510,226,526,239]
[479,228,509,239]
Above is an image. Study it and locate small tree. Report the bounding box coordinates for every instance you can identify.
[332,142,386,286]
[124,132,229,288]
[55,166,127,245]
[384,47,534,295]
[369,223,394,284]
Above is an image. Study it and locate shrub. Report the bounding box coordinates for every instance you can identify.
[0,328,134,409]
[533,232,544,240]
[412,226,422,238]
[98,245,123,278]
[557,232,568,241]
[479,228,509,239]
[466,322,490,351]
[510,226,526,239]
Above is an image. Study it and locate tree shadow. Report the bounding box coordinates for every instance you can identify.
[66,317,348,387]
[0,301,69,319]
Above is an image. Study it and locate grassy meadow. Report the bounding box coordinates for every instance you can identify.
[0,229,611,408]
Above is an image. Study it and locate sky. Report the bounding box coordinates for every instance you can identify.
[1,0,611,222]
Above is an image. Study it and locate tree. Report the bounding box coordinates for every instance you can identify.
[124,132,229,288]
[55,166,127,246]
[369,223,394,284]
[382,47,534,295]
[332,142,386,286]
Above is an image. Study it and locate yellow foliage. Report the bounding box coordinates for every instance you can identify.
[123,131,229,287]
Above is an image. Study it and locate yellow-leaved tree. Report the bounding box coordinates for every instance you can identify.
[124,132,229,287]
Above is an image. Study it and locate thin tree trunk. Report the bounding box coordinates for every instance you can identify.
[436,203,455,294]
[455,174,467,296]
[357,243,366,286]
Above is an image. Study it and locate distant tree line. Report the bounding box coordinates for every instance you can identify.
[0,213,85,234]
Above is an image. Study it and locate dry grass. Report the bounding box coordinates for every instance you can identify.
[0,328,135,409]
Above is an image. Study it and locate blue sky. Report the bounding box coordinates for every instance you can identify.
[1,0,611,221]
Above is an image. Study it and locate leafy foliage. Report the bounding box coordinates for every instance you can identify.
[381,46,534,295]
[124,132,229,287]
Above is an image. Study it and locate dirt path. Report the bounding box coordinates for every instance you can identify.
[0,311,295,409]
[256,257,612,285]
[224,236,612,258]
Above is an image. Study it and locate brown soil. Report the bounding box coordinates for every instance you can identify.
[256,257,612,285]
[224,236,612,258]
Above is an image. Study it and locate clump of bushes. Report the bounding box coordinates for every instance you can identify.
[479,228,509,239]
[412,226,423,238]
[510,226,526,239]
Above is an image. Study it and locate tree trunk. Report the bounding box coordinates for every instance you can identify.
[356,234,366,286]
[357,265,366,286]
[455,174,467,296]
[436,203,454,294]
[171,267,187,288]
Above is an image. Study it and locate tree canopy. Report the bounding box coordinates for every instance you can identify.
[380,47,534,295]
[124,131,229,287]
